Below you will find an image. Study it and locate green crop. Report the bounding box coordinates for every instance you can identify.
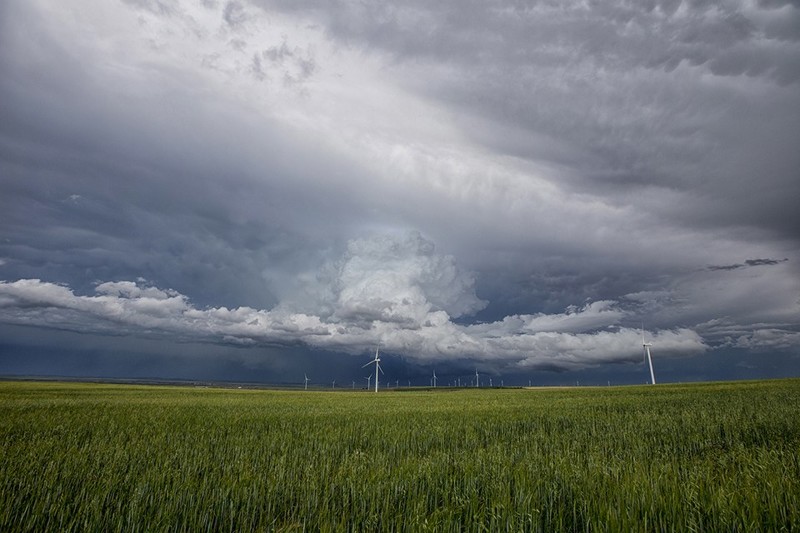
[1,379,798,531]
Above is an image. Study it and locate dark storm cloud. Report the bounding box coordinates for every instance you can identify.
[0,0,369,309]
[250,0,800,241]
[1,0,799,381]
[708,258,789,271]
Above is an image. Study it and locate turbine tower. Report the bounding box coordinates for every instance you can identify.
[304,374,309,391]
[642,328,656,385]
[475,369,479,388]
[432,370,438,388]
[362,346,384,393]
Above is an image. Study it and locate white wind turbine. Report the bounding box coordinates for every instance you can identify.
[432,370,438,388]
[363,346,384,393]
[642,327,656,385]
[475,369,479,388]
[365,375,371,390]
[304,374,310,391]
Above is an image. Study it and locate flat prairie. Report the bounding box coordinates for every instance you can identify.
[1,379,798,531]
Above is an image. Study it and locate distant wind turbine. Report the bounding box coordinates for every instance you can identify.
[362,346,384,393]
[432,370,438,388]
[365,375,371,390]
[475,369,479,388]
[304,374,309,391]
[642,327,656,385]
[332,380,336,389]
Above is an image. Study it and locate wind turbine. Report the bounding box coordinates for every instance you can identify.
[432,370,438,388]
[332,380,336,389]
[362,346,384,393]
[642,327,656,385]
[475,369,479,388]
[365,375,371,390]
[304,374,309,391]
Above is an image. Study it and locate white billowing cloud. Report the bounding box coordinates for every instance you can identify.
[462,301,625,337]
[0,276,707,367]
[512,328,707,370]
[524,301,625,334]
[95,281,179,300]
[0,278,325,343]
[631,259,800,351]
[0,234,709,369]
[0,278,191,331]
[326,232,486,324]
[721,329,800,352]
[0,279,76,309]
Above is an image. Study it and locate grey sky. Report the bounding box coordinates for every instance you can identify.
[1,0,798,384]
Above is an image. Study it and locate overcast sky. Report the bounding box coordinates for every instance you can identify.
[1,0,799,386]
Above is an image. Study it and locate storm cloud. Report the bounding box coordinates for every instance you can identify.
[0,232,707,367]
[0,0,798,382]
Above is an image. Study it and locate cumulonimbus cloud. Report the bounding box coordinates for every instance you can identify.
[0,233,708,369]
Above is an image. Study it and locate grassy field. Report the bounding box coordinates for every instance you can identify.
[1,379,798,531]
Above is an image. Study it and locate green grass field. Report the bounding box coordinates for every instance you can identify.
[1,379,798,531]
